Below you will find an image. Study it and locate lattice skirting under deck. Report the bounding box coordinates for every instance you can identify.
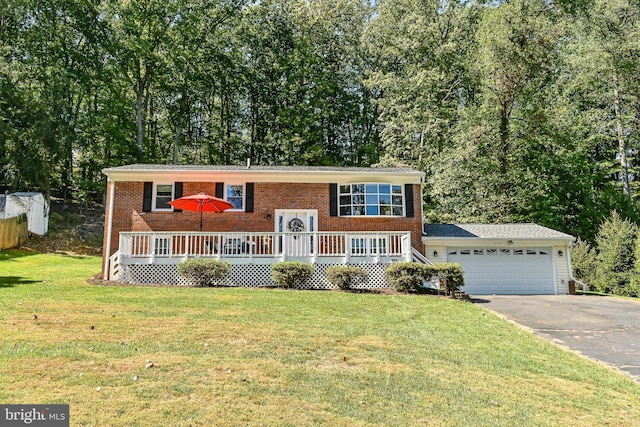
[119,262,392,289]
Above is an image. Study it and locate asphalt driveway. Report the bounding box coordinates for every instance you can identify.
[474,295,640,382]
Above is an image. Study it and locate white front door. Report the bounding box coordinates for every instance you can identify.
[275,210,317,257]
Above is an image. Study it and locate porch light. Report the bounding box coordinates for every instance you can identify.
[433,250,438,257]
[558,250,563,256]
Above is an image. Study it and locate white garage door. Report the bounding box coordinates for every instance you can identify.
[447,247,555,295]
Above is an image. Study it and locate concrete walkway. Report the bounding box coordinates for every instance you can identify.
[474,295,640,382]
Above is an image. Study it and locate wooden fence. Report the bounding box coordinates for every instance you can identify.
[0,214,29,250]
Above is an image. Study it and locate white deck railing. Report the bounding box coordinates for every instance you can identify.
[117,231,412,264]
[109,250,121,280]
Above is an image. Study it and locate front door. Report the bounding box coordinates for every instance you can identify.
[274,210,317,257]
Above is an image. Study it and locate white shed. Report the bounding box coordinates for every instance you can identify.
[0,192,49,235]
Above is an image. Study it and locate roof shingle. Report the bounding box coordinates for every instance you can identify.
[104,163,423,175]
[423,223,574,240]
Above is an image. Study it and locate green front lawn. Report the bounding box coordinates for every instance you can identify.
[1,251,639,426]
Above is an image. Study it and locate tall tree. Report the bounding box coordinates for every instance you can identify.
[595,211,637,295]
[364,0,477,170]
[104,0,182,162]
[561,0,640,211]
[0,0,110,201]
[429,0,563,223]
[239,0,374,165]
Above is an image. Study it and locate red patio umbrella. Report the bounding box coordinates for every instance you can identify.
[168,192,234,231]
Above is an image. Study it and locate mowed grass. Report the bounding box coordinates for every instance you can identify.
[1,252,639,426]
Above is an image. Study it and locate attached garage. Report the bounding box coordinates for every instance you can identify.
[423,224,575,295]
[447,247,554,295]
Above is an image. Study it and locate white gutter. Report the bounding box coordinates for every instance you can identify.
[566,241,587,293]
[101,167,425,185]
[103,177,115,280]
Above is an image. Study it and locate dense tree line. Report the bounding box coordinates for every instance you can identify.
[1,0,639,242]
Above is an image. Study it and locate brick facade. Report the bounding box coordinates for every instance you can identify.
[103,180,424,265]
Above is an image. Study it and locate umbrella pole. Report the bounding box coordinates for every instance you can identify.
[200,211,203,232]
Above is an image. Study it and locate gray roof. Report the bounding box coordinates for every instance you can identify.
[10,192,42,197]
[103,163,423,175]
[423,223,574,240]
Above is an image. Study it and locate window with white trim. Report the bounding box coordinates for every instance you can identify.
[226,184,244,210]
[338,183,403,216]
[153,184,174,211]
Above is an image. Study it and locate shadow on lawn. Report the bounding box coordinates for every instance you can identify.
[0,250,38,261]
[0,276,41,288]
[344,287,445,296]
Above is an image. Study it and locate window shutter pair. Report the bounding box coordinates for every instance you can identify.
[142,182,183,212]
[328,183,414,217]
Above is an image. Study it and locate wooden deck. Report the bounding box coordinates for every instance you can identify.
[118,231,411,263]
[108,231,413,283]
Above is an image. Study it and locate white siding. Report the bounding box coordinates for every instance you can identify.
[423,244,447,264]
[554,243,571,295]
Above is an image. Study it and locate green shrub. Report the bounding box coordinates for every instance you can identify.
[48,212,65,232]
[326,266,369,290]
[49,211,83,232]
[570,238,598,290]
[177,258,231,287]
[385,262,431,292]
[429,263,465,295]
[271,261,314,289]
[385,262,465,294]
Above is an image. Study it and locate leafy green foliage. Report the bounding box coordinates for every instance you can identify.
[570,238,598,289]
[429,263,465,296]
[271,261,314,289]
[2,0,640,244]
[363,0,476,172]
[594,211,637,294]
[325,265,369,290]
[386,262,465,294]
[177,258,231,287]
[385,262,431,292]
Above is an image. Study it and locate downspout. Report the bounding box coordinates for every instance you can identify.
[103,177,116,280]
[566,241,587,293]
